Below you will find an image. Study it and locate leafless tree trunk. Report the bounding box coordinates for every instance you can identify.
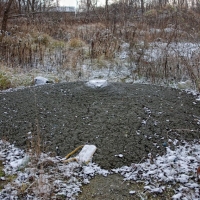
[17,0,22,13]
[28,0,36,12]
[1,0,14,38]
[105,0,109,26]
[159,0,162,8]
[141,0,144,14]
[87,0,91,15]
[56,0,59,7]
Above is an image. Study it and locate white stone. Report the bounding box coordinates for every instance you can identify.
[76,145,97,163]
[86,79,108,88]
[177,80,192,90]
[129,190,136,194]
[34,76,49,85]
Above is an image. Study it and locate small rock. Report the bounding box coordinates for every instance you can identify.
[129,190,136,195]
[34,76,53,85]
[115,154,123,158]
[0,177,6,181]
[86,79,108,88]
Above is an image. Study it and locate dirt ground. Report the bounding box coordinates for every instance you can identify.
[0,82,200,199]
[0,82,200,171]
[78,173,175,200]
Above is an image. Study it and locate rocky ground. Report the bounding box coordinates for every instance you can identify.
[0,82,200,199]
[0,82,200,169]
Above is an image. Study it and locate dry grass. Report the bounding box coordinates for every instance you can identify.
[68,38,85,48]
[0,5,200,90]
[0,72,12,90]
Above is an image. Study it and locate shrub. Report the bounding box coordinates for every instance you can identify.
[144,9,157,18]
[51,40,65,48]
[33,33,51,46]
[0,73,12,90]
[68,38,84,48]
[164,4,175,13]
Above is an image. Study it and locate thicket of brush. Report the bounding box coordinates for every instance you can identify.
[0,1,200,90]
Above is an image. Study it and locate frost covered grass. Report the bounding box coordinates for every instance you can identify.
[0,5,200,93]
[0,140,109,199]
[0,72,11,90]
[1,137,200,199]
[1,38,200,93]
[0,31,67,68]
[1,26,200,93]
[0,64,60,89]
[113,139,200,199]
[1,9,200,92]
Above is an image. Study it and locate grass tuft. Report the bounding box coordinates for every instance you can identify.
[0,72,12,90]
[68,38,84,48]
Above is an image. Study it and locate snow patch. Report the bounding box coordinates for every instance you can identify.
[1,139,200,199]
[177,80,193,90]
[113,141,200,199]
[0,140,108,199]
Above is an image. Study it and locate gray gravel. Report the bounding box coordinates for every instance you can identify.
[0,82,200,169]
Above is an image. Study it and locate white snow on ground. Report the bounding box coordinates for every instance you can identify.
[0,141,108,199]
[196,96,200,101]
[113,140,200,199]
[177,80,193,90]
[1,139,200,199]
[78,41,200,89]
[1,40,200,93]
[145,42,200,61]
[0,40,200,199]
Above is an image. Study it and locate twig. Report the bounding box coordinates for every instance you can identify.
[122,156,146,184]
[65,145,84,159]
[25,180,36,193]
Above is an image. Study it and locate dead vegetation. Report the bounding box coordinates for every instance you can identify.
[0,1,200,90]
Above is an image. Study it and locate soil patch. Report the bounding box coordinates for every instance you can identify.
[0,82,199,169]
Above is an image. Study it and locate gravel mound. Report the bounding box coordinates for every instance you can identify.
[0,82,199,169]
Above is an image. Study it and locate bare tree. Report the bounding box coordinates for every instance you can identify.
[105,0,109,25]
[141,0,144,13]
[55,0,59,7]
[1,0,14,38]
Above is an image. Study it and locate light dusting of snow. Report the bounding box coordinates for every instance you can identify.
[0,140,109,199]
[177,80,193,90]
[145,42,200,62]
[172,193,182,199]
[112,141,200,199]
[1,138,200,199]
